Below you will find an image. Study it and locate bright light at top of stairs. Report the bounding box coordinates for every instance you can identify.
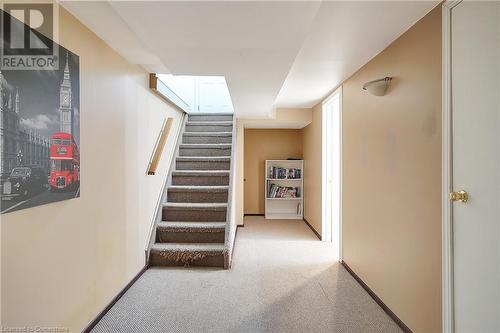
[157,74,234,114]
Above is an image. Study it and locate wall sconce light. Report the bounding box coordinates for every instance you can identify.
[362,77,392,96]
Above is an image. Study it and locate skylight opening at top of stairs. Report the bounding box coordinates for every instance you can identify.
[157,74,234,114]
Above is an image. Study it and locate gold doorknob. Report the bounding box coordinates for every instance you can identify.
[449,190,468,203]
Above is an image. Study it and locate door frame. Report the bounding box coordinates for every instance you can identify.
[321,86,342,261]
[442,1,462,332]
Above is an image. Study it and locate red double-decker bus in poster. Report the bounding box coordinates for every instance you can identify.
[49,132,80,191]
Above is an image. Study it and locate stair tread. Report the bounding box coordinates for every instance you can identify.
[180,143,232,148]
[163,202,228,208]
[158,221,226,229]
[186,121,232,125]
[151,243,225,252]
[176,156,230,160]
[189,113,233,116]
[161,220,227,224]
[183,132,232,136]
[168,185,229,190]
[172,170,229,174]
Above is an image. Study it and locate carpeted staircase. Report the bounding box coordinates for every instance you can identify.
[149,113,234,268]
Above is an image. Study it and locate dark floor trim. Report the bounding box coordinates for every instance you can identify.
[341,260,412,333]
[303,218,321,240]
[244,213,264,216]
[82,264,149,333]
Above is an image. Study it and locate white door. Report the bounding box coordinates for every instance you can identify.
[322,87,341,259]
[450,2,500,331]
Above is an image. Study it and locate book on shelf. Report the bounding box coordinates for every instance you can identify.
[297,202,302,215]
[268,166,302,179]
[267,183,301,198]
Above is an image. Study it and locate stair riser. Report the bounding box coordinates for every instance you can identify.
[189,115,233,122]
[185,124,233,132]
[176,160,230,170]
[150,251,225,267]
[163,208,227,222]
[172,175,229,186]
[156,230,225,243]
[179,147,231,157]
[167,190,228,203]
[183,135,232,144]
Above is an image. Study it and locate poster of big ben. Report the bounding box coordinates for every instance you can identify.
[0,45,80,214]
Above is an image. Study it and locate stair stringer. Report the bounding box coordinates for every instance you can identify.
[223,115,238,268]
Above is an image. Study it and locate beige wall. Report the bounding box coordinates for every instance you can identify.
[244,129,303,215]
[235,108,312,225]
[342,6,442,332]
[0,6,184,331]
[301,104,322,235]
[241,108,312,129]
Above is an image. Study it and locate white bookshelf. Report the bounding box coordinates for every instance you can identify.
[265,160,303,219]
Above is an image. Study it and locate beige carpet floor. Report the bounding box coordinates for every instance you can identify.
[92,216,403,333]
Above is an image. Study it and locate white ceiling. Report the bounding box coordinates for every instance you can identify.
[61,1,438,117]
[275,1,438,108]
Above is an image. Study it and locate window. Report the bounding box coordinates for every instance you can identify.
[51,160,73,172]
[61,160,73,171]
[51,160,60,171]
[11,167,30,177]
